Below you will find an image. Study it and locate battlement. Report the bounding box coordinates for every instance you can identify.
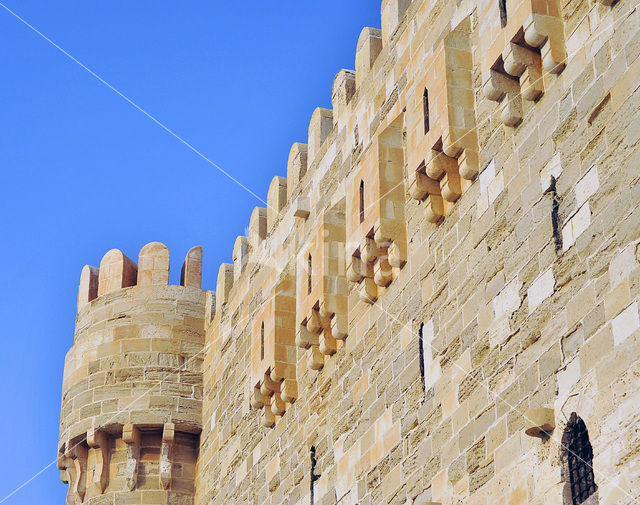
[77,242,204,314]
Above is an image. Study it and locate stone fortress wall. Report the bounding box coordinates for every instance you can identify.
[59,0,640,504]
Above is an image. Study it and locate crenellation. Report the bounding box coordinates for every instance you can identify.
[181,245,203,288]
[308,108,334,165]
[381,0,411,44]
[138,241,170,286]
[97,249,137,296]
[267,176,288,231]
[232,235,249,280]
[215,263,234,312]
[77,264,99,313]
[286,143,308,201]
[332,69,357,126]
[249,206,268,249]
[59,1,640,504]
[355,27,383,89]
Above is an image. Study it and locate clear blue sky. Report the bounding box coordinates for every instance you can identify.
[0,2,381,502]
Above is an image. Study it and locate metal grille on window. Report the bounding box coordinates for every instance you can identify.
[562,413,597,505]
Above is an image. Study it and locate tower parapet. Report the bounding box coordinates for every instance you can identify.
[58,243,209,505]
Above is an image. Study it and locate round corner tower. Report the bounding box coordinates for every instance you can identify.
[58,242,213,505]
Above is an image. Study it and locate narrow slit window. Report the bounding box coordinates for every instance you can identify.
[310,446,319,505]
[499,0,507,28]
[418,323,425,392]
[562,413,597,505]
[423,88,430,134]
[359,180,365,223]
[307,254,313,295]
[260,322,265,360]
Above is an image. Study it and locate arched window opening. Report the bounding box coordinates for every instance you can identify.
[307,254,313,295]
[499,0,508,28]
[423,88,430,134]
[562,413,597,505]
[260,322,265,361]
[359,180,365,223]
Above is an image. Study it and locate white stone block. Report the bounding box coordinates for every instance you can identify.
[493,276,521,319]
[612,302,639,346]
[488,170,505,205]
[557,356,581,398]
[575,165,599,208]
[609,243,637,287]
[479,159,495,191]
[562,202,591,251]
[541,153,563,191]
[528,268,556,313]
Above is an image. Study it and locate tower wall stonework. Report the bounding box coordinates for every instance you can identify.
[59,0,640,504]
[59,246,209,504]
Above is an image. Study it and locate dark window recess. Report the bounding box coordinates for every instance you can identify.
[499,0,508,28]
[260,322,265,361]
[562,413,597,505]
[418,323,426,393]
[359,180,365,223]
[310,446,320,505]
[423,88,430,134]
[308,254,313,295]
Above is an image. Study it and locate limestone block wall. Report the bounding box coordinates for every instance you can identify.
[194,1,640,505]
[58,243,210,505]
[56,0,640,504]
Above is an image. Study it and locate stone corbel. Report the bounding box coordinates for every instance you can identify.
[271,394,287,416]
[373,258,393,287]
[387,240,406,268]
[308,346,324,370]
[295,323,319,349]
[306,309,327,334]
[347,255,370,283]
[260,372,281,398]
[87,425,109,495]
[361,237,383,264]
[458,149,479,180]
[426,151,462,203]
[319,330,337,356]
[57,452,75,505]
[502,42,544,102]
[281,379,298,403]
[160,423,175,490]
[483,69,523,126]
[252,384,270,409]
[261,402,276,427]
[359,277,378,304]
[64,441,87,504]
[122,424,141,491]
[523,14,566,74]
[330,313,348,340]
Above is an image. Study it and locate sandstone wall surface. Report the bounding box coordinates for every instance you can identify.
[58,1,640,504]
[196,1,640,505]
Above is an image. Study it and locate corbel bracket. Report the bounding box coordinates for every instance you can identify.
[87,425,110,494]
[122,424,141,491]
[160,423,175,490]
